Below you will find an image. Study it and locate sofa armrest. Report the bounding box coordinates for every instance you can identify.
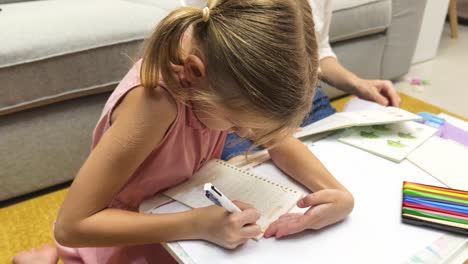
[0,0,40,4]
[381,0,427,80]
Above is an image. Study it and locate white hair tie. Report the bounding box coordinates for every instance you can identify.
[202,7,210,22]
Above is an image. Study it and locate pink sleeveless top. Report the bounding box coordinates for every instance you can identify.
[55,61,226,264]
[94,60,227,211]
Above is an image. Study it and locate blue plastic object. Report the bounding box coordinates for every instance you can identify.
[418,112,445,128]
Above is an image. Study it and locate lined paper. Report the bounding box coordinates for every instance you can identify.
[164,160,304,238]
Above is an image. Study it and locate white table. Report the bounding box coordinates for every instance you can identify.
[151,136,467,264]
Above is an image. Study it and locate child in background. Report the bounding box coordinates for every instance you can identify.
[13,0,353,263]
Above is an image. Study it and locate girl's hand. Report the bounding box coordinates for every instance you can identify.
[264,189,354,239]
[353,78,401,107]
[195,201,262,249]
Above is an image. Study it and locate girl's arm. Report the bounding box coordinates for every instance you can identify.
[268,136,345,192]
[264,136,354,238]
[55,86,193,247]
[55,86,261,248]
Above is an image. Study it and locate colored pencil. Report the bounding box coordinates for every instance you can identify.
[402,181,468,235]
[404,182,468,196]
[403,202,468,218]
[403,197,468,215]
[403,189,468,205]
[402,213,468,229]
[403,183,468,200]
[404,207,468,221]
[405,194,467,207]
[402,216,468,236]
[402,208,468,225]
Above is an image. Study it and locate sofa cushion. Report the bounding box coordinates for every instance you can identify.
[124,0,184,10]
[332,0,380,11]
[125,0,392,48]
[0,0,39,4]
[0,92,109,201]
[330,0,391,43]
[0,0,168,115]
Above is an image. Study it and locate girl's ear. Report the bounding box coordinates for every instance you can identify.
[182,54,206,86]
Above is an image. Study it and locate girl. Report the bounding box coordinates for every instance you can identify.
[13,0,353,263]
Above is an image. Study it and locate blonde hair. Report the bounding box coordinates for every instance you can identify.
[141,0,318,148]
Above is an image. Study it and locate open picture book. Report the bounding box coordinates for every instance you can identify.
[337,121,438,162]
[163,159,304,240]
[295,107,421,138]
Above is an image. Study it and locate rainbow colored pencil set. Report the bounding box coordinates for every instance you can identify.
[402,182,468,236]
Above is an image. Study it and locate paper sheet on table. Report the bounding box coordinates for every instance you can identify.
[407,136,468,191]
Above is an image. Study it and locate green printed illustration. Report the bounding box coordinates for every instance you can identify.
[398,132,416,139]
[360,131,379,138]
[387,140,406,148]
[371,125,391,131]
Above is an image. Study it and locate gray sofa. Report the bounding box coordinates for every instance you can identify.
[0,0,426,201]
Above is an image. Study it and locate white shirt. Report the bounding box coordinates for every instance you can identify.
[308,0,336,60]
[181,0,336,60]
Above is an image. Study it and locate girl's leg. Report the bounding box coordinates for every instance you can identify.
[12,244,59,264]
[221,87,336,161]
[300,87,336,126]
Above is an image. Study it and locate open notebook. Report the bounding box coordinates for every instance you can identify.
[163,160,304,240]
[295,107,421,138]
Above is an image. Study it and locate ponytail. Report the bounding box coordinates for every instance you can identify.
[140,7,205,100]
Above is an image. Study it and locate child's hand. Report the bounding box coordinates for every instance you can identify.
[264,189,354,239]
[195,201,262,249]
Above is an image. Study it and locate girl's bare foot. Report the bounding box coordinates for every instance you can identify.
[12,244,58,264]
